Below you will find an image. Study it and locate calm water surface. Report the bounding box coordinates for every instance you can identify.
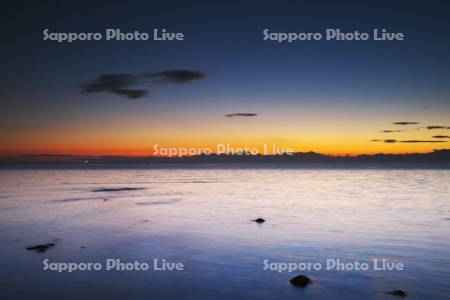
[0,167,449,299]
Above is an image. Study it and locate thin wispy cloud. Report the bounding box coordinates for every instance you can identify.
[375,120,449,144]
[372,139,447,143]
[393,121,420,125]
[225,113,258,118]
[425,125,449,130]
[381,130,403,133]
[400,140,447,143]
[81,69,206,99]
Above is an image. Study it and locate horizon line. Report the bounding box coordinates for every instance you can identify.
[1,149,448,158]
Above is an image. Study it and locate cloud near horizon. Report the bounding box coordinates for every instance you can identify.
[225,113,258,118]
[393,121,420,125]
[381,130,403,133]
[81,69,206,99]
[400,140,447,143]
[372,139,447,143]
[425,125,449,130]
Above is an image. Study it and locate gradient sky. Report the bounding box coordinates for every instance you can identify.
[1,1,449,156]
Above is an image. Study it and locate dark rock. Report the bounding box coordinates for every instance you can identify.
[289,275,312,287]
[253,218,266,223]
[387,290,407,297]
[81,246,86,249]
[26,243,55,253]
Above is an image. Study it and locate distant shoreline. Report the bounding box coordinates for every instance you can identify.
[0,150,449,167]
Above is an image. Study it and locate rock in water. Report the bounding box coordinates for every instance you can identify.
[289,275,312,287]
[387,290,407,297]
[26,243,55,253]
[253,218,265,223]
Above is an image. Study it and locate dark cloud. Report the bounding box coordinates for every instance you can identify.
[381,130,403,133]
[433,135,450,138]
[114,89,148,99]
[400,140,447,143]
[383,139,446,143]
[143,70,206,84]
[425,126,448,130]
[225,113,258,118]
[81,69,205,99]
[393,122,420,125]
[372,123,449,144]
[80,74,147,99]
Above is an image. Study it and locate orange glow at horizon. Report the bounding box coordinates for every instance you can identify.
[0,139,447,157]
[1,105,448,156]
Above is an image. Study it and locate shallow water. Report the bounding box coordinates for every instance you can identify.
[0,167,449,299]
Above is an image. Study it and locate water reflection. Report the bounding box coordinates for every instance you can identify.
[0,167,449,299]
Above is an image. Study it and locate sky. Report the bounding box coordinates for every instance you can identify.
[1,0,449,156]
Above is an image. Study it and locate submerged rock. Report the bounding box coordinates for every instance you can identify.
[289,275,312,287]
[253,218,266,223]
[26,243,55,253]
[387,290,407,297]
[92,187,146,192]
